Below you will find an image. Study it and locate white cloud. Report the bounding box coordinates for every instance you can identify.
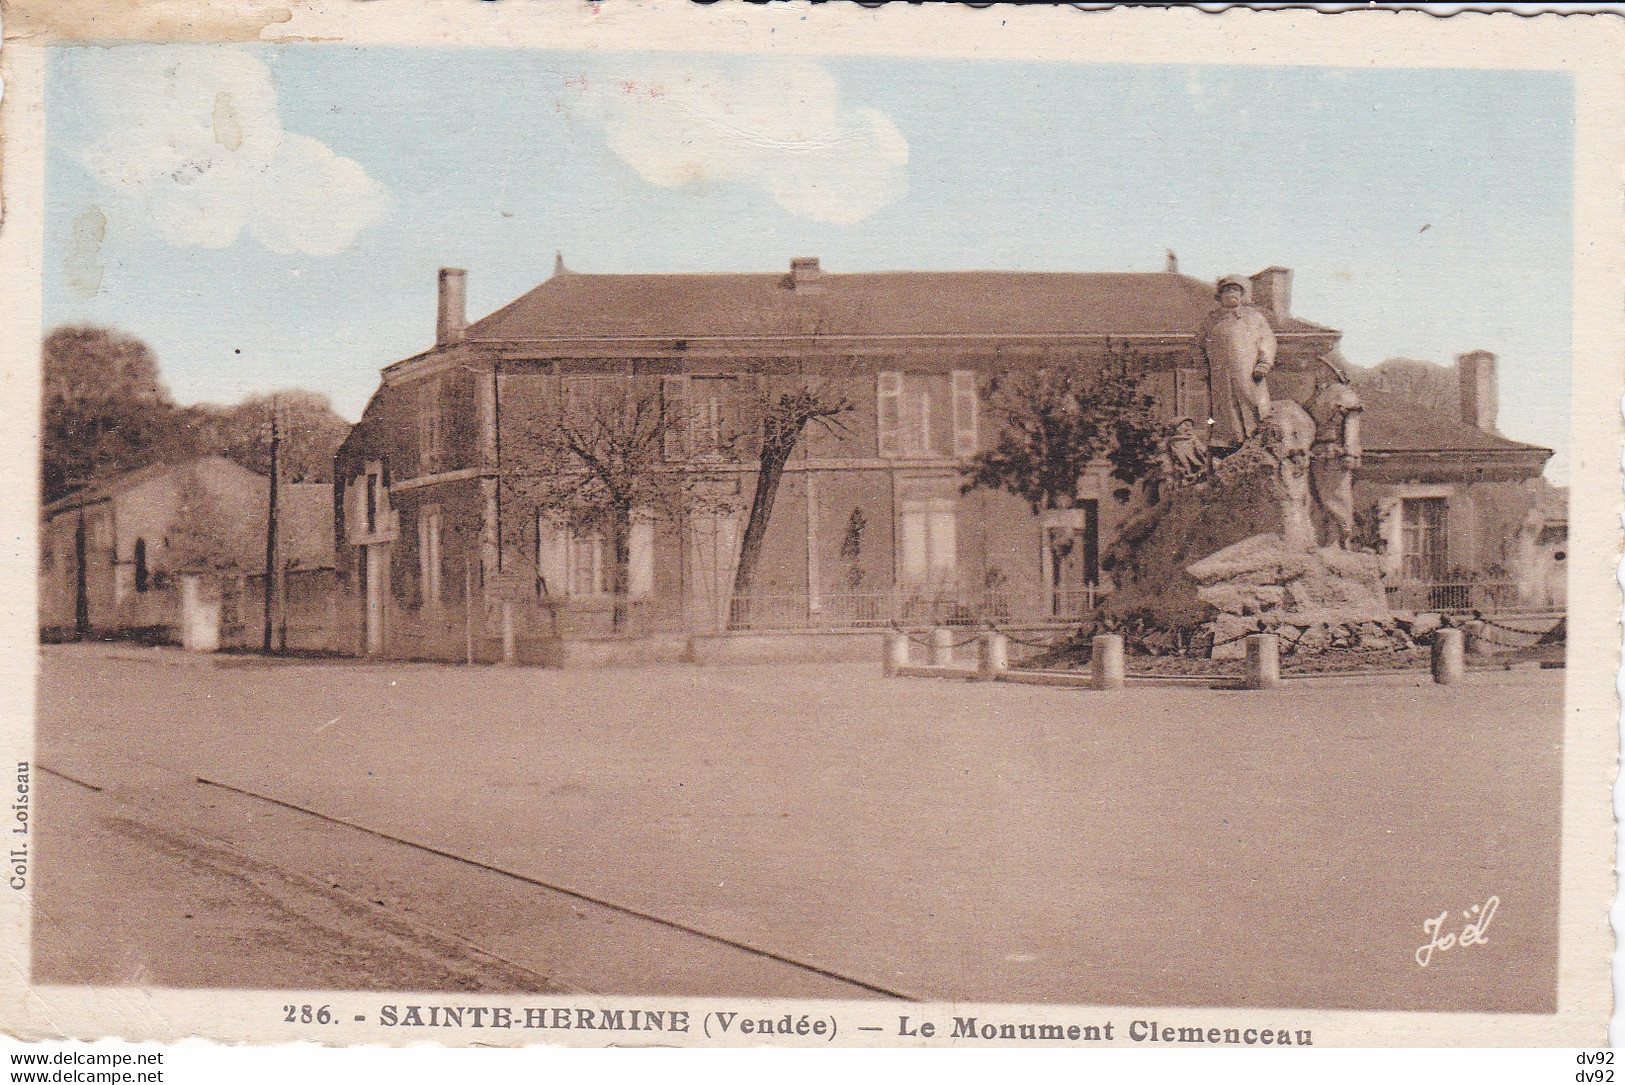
[79,48,387,255]
[576,60,909,226]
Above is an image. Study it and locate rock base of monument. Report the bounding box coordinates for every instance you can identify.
[1187,533,1412,661]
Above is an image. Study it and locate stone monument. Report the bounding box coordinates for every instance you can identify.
[1104,395,1408,660]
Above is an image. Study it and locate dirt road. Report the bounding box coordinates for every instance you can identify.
[32,646,1563,1009]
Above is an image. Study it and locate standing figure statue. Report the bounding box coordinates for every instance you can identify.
[1306,354,1364,548]
[1199,274,1277,454]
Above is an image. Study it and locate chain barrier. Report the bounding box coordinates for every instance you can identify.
[1477,615,1562,638]
[1001,631,1067,650]
[1470,625,1548,650]
[893,628,987,651]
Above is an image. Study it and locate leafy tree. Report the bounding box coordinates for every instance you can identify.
[162,471,262,576]
[43,325,352,502]
[191,391,352,484]
[963,350,1167,593]
[42,325,197,502]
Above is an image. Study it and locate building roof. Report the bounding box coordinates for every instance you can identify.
[465,268,1336,343]
[42,456,249,518]
[1357,389,1553,458]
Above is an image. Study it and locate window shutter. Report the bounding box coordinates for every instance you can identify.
[536,514,568,598]
[877,371,903,456]
[951,370,978,458]
[629,515,655,598]
[662,376,690,461]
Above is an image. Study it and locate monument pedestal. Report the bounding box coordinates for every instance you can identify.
[1186,533,1408,660]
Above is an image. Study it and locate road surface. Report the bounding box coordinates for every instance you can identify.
[32,645,1563,1010]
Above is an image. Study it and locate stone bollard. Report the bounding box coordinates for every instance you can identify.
[1091,634,1125,690]
[977,631,1009,680]
[1432,627,1465,685]
[883,630,910,677]
[1243,634,1282,689]
[931,627,955,668]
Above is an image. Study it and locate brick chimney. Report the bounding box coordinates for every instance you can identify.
[789,256,823,292]
[1248,266,1293,323]
[437,267,467,347]
[1456,350,1499,432]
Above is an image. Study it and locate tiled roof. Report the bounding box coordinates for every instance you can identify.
[1358,389,1552,457]
[43,461,179,516]
[466,269,1336,342]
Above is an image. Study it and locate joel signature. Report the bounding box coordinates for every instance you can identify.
[1415,896,1499,967]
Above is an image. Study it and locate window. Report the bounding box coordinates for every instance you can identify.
[899,499,957,583]
[666,375,741,459]
[1401,498,1448,581]
[417,508,442,606]
[536,513,655,598]
[133,538,148,593]
[878,372,937,457]
[365,475,378,534]
[418,376,444,471]
[691,376,739,457]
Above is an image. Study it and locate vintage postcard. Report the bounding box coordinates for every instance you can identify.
[0,1,1617,1053]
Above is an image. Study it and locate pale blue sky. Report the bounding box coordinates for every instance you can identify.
[45,46,1573,479]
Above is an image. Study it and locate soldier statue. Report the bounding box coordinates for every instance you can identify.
[1198,274,1277,455]
[1306,353,1364,549]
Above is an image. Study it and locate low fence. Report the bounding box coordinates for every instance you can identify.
[1383,580,1531,614]
[725,586,1100,632]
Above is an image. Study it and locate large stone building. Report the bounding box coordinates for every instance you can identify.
[334,258,1557,662]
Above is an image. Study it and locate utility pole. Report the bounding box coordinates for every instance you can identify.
[262,399,281,654]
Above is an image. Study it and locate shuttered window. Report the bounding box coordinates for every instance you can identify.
[536,512,655,599]
[417,507,442,606]
[418,376,443,471]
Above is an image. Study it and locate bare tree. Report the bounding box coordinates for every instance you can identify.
[727,373,852,627]
[508,376,715,632]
